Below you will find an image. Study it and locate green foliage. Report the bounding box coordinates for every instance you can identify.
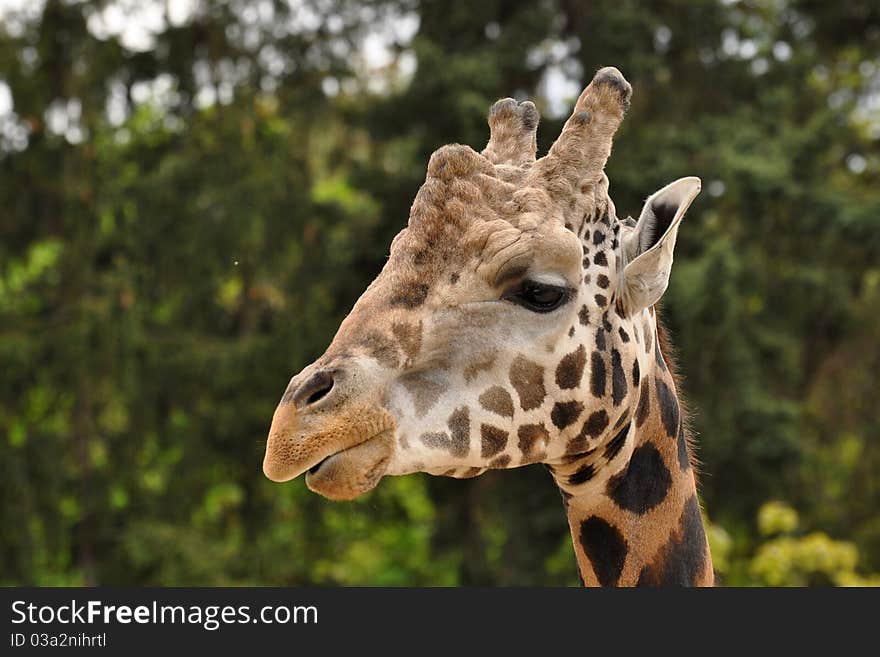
[758,501,800,537]
[748,502,879,587]
[1,0,878,586]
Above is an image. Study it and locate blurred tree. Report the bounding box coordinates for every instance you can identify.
[747,501,880,586]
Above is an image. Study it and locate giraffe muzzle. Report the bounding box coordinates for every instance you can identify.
[262,378,398,499]
[304,428,395,500]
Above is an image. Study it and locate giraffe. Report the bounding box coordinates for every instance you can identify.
[262,66,714,586]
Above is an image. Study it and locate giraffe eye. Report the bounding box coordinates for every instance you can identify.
[505,280,571,313]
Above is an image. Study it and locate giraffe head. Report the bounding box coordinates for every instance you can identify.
[263,67,701,500]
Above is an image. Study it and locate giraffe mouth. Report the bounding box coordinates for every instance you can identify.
[304,429,395,500]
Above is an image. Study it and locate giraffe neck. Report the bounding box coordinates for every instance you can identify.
[552,326,713,586]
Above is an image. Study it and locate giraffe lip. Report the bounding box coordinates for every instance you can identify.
[304,430,395,500]
[307,430,387,476]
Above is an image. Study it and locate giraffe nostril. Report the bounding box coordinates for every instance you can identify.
[306,383,333,405]
[293,370,336,408]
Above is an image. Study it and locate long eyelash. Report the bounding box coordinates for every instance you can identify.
[503,280,573,312]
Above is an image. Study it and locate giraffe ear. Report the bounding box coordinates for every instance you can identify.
[620,177,701,313]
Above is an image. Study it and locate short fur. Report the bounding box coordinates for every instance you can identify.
[262,67,714,586]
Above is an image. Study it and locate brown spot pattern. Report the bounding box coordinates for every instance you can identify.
[635,377,651,427]
[391,320,422,364]
[389,282,429,308]
[359,331,400,368]
[480,424,509,457]
[595,327,606,351]
[509,355,546,411]
[636,495,709,587]
[518,423,549,459]
[479,386,515,418]
[578,305,589,325]
[421,431,452,455]
[464,351,497,382]
[603,423,629,460]
[555,345,587,389]
[420,408,469,458]
[447,406,471,456]
[551,401,584,430]
[565,408,609,456]
[401,372,447,418]
[590,351,606,397]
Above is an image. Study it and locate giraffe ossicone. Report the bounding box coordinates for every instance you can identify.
[263,66,714,586]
